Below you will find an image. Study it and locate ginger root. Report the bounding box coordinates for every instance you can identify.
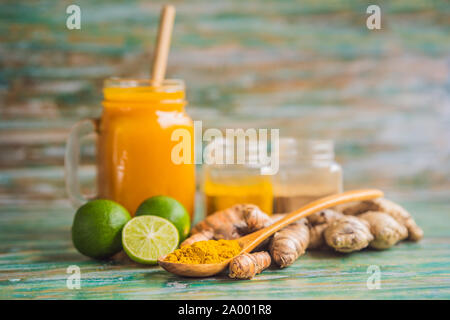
[188,204,271,242]
[269,218,309,268]
[324,216,374,253]
[359,211,408,249]
[307,209,344,249]
[334,198,423,241]
[180,196,423,279]
[228,252,272,279]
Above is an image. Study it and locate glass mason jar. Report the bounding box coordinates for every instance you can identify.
[65,79,195,218]
[272,138,343,213]
[202,137,273,216]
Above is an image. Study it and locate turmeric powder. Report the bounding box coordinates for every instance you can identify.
[165,239,241,264]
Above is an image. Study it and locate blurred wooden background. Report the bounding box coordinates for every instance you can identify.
[0,0,449,300]
[1,0,449,208]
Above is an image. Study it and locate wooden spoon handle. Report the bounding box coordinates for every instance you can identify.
[240,189,383,252]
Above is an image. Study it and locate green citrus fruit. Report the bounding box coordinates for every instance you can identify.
[135,196,190,243]
[122,215,179,264]
[71,199,131,259]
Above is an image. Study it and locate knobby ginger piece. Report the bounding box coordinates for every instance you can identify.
[324,216,374,253]
[334,201,373,216]
[309,224,329,249]
[359,211,408,249]
[244,206,273,231]
[334,198,423,241]
[228,252,271,279]
[269,218,310,268]
[189,204,271,241]
[307,209,344,249]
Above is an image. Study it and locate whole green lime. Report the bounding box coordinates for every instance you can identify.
[72,199,131,259]
[135,195,190,243]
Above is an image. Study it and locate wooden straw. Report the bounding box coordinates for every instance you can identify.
[151,5,176,83]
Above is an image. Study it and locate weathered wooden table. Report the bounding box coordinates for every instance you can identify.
[1,0,449,299]
[1,193,449,299]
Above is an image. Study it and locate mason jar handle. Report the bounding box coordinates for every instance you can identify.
[64,118,99,208]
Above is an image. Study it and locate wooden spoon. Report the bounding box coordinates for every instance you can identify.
[158,189,383,277]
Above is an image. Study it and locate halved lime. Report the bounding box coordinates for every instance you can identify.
[122,216,179,265]
[135,196,191,243]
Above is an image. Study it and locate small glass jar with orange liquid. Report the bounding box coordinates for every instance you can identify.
[202,138,273,216]
[65,79,195,219]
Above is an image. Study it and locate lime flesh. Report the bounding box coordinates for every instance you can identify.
[135,195,190,243]
[122,216,179,265]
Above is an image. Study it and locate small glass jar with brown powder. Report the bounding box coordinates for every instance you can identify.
[272,138,343,213]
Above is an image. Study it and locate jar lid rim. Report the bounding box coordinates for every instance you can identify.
[103,78,185,91]
[277,137,335,160]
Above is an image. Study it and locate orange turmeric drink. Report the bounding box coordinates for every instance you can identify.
[98,79,195,217]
